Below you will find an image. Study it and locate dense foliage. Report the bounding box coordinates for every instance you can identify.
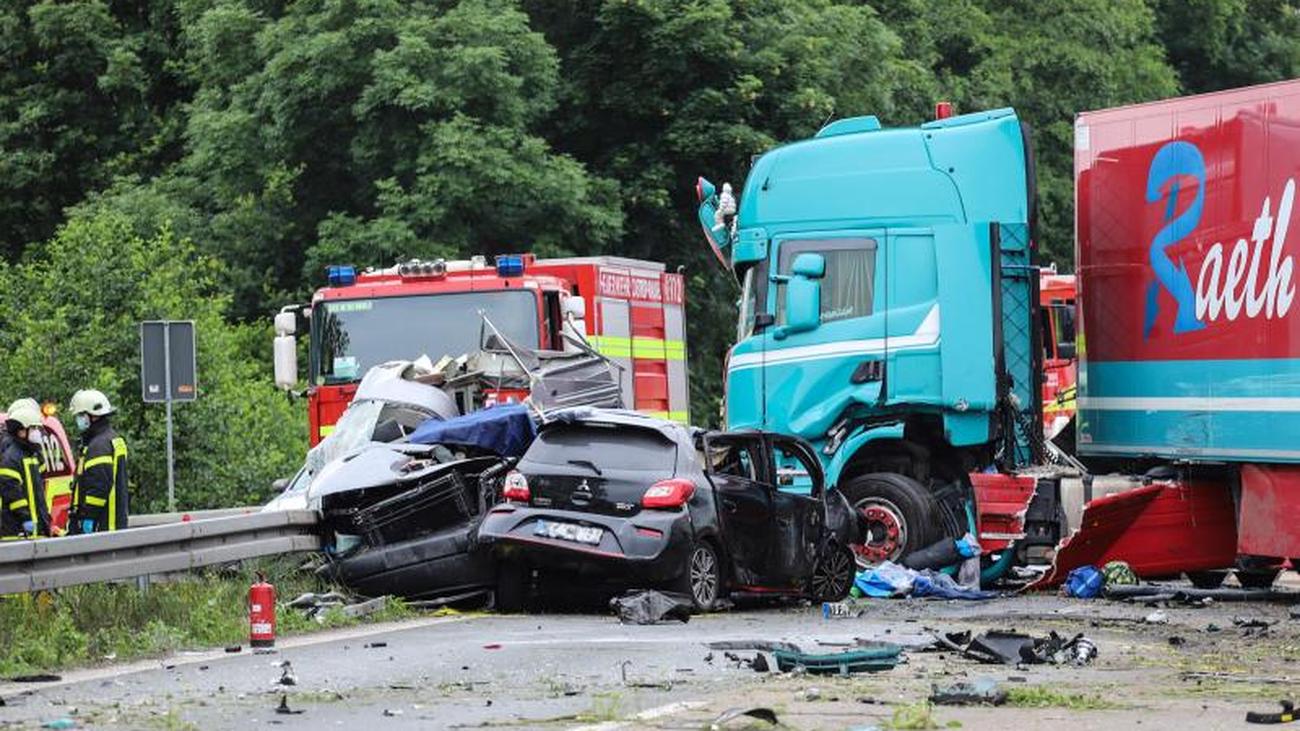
[2,0,1297,507]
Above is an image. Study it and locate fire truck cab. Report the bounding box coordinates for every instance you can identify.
[1039,271,1077,441]
[275,254,689,446]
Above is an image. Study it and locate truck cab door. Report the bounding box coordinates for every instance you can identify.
[700,432,773,587]
[763,435,825,588]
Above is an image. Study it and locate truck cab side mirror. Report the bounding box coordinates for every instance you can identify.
[775,253,825,339]
[273,309,299,390]
[563,296,586,322]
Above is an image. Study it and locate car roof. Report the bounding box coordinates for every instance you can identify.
[541,408,697,443]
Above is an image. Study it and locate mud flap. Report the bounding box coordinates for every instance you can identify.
[1031,479,1237,588]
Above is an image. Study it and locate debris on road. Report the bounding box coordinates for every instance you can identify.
[854,560,997,601]
[1106,584,1300,604]
[277,661,297,686]
[707,640,802,653]
[1145,610,1169,625]
[610,590,693,624]
[1064,566,1104,598]
[364,641,388,649]
[773,644,903,675]
[1246,699,1296,725]
[275,695,304,715]
[934,630,1097,666]
[40,719,76,730]
[929,677,1008,706]
[382,708,403,717]
[224,645,242,653]
[709,706,778,728]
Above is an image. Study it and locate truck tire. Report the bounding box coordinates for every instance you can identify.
[494,561,529,612]
[838,473,941,565]
[1236,568,1280,589]
[1185,570,1228,590]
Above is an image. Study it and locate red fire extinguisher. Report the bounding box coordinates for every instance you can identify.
[249,571,276,649]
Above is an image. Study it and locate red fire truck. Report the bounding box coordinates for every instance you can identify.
[1040,270,1077,441]
[274,254,689,446]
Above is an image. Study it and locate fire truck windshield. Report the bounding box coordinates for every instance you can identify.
[310,290,539,384]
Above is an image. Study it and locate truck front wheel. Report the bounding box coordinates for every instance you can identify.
[838,473,940,565]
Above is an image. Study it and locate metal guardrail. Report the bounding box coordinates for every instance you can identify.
[0,510,321,594]
[130,506,263,528]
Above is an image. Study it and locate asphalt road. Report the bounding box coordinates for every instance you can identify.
[2,588,1298,730]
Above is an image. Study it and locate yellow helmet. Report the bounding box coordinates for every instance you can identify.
[69,389,114,417]
[5,398,43,429]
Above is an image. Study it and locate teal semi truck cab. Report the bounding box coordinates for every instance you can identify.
[696,107,1043,562]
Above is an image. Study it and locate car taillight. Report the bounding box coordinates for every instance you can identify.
[642,478,695,509]
[502,471,530,502]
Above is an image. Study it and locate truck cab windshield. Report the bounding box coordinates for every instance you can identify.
[311,290,540,384]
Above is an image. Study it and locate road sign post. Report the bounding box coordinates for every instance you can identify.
[140,321,197,512]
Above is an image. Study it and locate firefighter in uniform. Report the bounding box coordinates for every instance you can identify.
[0,398,52,539]
[68,389,129,534]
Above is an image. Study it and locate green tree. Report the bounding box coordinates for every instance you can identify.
[527,0,920,424]
[0,0,187,258]
[174,0,622,319]
[868,0,1180,266]
[0,209,304,511]
[1151,0,1300,94]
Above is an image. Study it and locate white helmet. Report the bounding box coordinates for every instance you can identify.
[69,389,115,417]
[5,398,43,429]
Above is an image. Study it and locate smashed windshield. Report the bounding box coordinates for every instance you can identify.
[311,291,539,385]
[283,398,435,498]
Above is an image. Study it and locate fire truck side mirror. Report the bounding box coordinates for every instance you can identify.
[273,335,297,390]
[273,310,298,390]
[564,297,586,322]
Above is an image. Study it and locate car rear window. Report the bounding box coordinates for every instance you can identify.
[524,424,677,472]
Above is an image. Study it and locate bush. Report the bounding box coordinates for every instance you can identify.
[0,209,305,511]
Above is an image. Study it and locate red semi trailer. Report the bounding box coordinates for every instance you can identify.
[1066,78,1300,585]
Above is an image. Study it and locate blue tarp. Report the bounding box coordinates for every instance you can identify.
[408,404,537,457]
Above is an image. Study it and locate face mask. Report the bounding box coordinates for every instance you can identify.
[26,427,42,445]
[75,413,91,432]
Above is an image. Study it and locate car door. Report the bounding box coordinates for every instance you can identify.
[763,435,826,588]
[700,432,774,587]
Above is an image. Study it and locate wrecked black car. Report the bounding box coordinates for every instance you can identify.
[478,410,861,610]
[278,329,625,602]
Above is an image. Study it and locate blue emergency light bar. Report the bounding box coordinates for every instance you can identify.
[495,255,525,277]
[326,265,356,287]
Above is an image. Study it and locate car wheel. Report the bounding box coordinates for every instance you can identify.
[1185,570,1227,590]
[809,543,856,602]
[675,542,723,611]
[495,561,529,612]
[838,472,940,566]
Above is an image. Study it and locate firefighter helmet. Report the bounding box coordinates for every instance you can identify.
[5,398,43,428]
[69,389,115,417]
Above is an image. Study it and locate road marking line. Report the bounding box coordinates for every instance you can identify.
[0,615,468,698]
[570,700,708,731]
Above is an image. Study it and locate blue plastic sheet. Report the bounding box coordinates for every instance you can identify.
[408,404,537,456]
[854,559,997,601]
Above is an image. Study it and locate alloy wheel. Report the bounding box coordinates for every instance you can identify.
[853,497,909,566]
[689,545,719,607]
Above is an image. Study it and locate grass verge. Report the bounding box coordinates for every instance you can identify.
[1004,685,1122,709]
[0,556,412,677]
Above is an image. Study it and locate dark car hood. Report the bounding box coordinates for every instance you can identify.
[310,443,492,501]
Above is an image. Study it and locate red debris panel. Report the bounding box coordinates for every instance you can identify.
[971,473,1037,552]
[1237,465,1300,559]
[1032,479,1237,588]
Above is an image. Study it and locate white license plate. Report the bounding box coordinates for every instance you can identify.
[535,520,602,545]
